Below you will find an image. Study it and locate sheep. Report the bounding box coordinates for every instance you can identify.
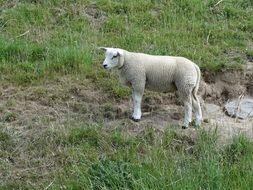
[100,47,202,128]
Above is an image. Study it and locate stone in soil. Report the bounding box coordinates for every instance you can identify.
[224,98,253,119]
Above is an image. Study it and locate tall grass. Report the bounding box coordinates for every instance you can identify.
[54,128,253,190]
[2,125,252,189]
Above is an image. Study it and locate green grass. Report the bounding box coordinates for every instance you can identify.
[1,1,253,189]
[1,125,253,189]
[1,0,253,88]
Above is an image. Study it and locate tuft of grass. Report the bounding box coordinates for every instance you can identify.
[68,125,102,146]
[0,111,17,122]
[99,75,131,99]
[223,135,253,163]
[0,130,14,153]
[221,135,253,189]
[0,38,47,63]
[88,158,138,189]
[0,131,11,144]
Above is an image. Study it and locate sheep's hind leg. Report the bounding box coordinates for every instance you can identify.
[131,92,143,122]
[181,93,192,129]
[192,95,202,127]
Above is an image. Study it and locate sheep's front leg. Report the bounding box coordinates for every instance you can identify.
[131,91,143,122]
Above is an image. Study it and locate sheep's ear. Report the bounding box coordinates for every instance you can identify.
[116,51,121,57]
[98,47,107,52]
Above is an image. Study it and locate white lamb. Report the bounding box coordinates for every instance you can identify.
[100,47,202,128]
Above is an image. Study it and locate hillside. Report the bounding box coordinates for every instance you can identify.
[0,0,253,189]
[1,0,253,83]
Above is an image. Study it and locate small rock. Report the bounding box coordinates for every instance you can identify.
[224,98,253,119]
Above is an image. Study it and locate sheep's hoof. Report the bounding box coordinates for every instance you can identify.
[131,117,140,122]
[182,126,188,129]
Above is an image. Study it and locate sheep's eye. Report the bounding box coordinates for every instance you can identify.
[111,55,118,59]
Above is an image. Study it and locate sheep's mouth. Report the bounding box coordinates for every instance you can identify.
[103,65,109,69]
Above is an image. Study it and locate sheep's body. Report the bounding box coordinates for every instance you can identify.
[120,51,199,92]
[101,48,202,128]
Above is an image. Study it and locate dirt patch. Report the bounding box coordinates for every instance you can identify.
[200,63,253,105]
[0,63,253,145]
[197,62,253,143]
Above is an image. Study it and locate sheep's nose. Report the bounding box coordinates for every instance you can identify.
[103,65,108,69]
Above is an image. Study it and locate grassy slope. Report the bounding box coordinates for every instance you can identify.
[1,0,253,81]
[1,0,253,189]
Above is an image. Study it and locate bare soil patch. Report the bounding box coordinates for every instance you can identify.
[0,63,253,144]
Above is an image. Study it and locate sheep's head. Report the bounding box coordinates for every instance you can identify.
[99,47,124,69]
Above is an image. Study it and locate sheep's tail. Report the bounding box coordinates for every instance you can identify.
[192,64,201,101]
